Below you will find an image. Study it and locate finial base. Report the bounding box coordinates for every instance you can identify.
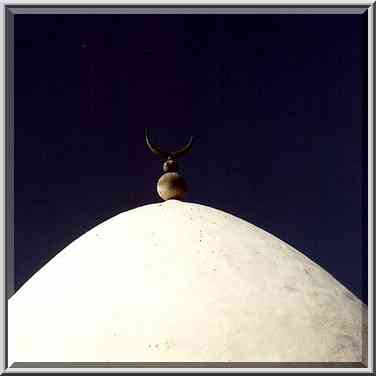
[157,172,187,201]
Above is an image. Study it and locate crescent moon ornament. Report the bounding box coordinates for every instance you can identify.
[145,128,194,201]
[145,128,194,160]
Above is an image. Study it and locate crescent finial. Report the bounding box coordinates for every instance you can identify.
[145,128,194,160]
[145,128,194,201]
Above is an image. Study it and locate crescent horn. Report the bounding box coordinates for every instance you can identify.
[145,128,169,159]
[171,136,194,159]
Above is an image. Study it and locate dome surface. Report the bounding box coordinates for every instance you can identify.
[9,200,367,364]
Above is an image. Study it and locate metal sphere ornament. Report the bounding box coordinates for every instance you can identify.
[145,128,193,201]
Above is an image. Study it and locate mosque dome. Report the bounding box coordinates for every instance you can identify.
[9,200,367,364]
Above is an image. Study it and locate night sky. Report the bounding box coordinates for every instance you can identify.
[14,13,368,302]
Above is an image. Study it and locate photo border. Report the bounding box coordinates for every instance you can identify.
[1,2,373,373]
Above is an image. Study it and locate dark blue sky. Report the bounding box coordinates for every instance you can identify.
[14,13,368,302]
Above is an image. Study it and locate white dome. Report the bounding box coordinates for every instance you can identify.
[9,200,367,364]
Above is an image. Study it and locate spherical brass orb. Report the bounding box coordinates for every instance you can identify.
[157,172,187,201]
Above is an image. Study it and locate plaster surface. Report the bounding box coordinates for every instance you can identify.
[9,200,367,364]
